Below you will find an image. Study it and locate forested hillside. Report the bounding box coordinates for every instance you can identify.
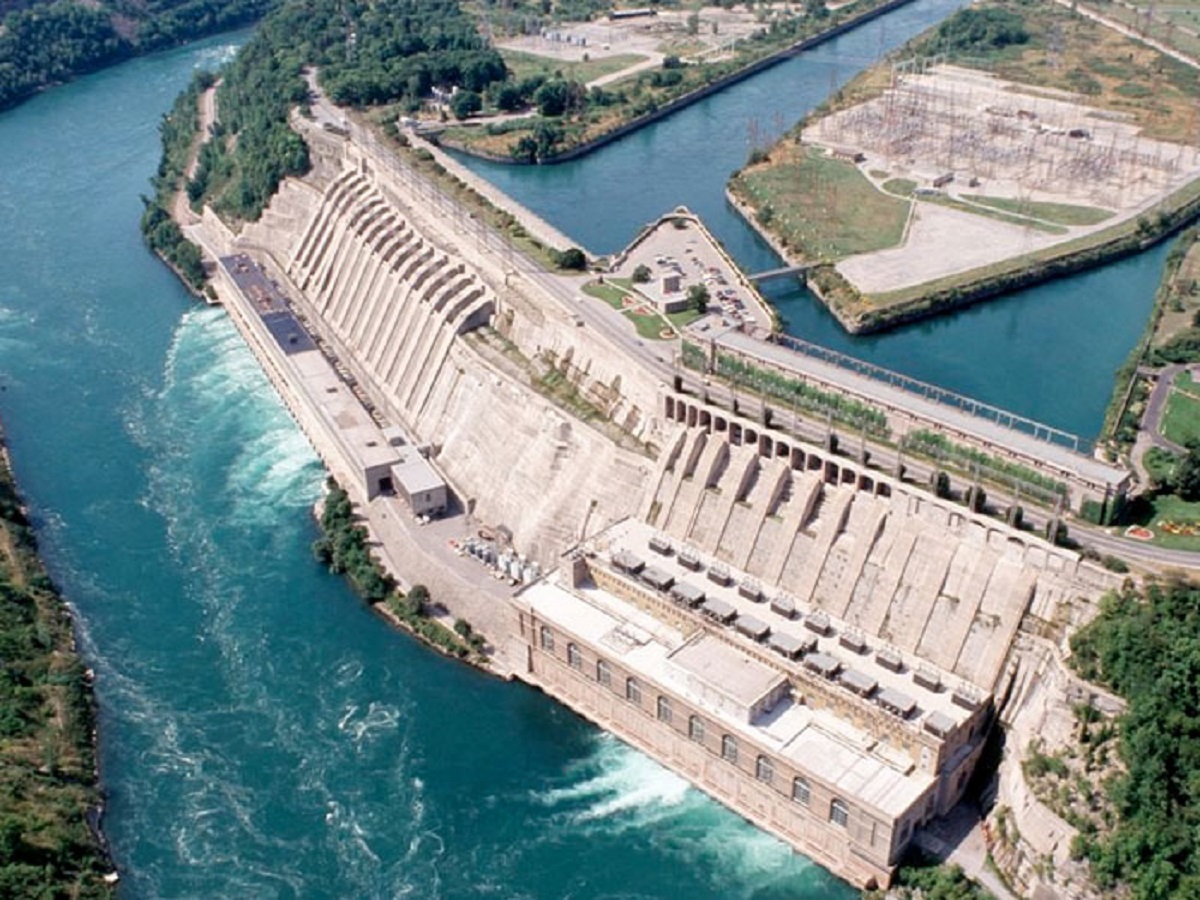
[178,0,504,221]
[0,0,274,113]
[1070,579,1200,898]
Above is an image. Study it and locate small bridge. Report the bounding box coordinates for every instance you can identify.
[748,264,809,284]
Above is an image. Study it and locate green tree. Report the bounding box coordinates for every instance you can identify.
[1174,441,1200,500]
[450,89,481,120]
[632,263,652,283]
[407,584,430,610]
[556,247,587,270]
[491,82,524,112]
[534,79,571,116]
[687,283,709,313]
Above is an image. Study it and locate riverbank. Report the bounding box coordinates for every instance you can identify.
[0,428,115,896]
[0,8,259,117]
[435,0,914,165]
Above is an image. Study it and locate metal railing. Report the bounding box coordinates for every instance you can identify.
[767,332,1092,455]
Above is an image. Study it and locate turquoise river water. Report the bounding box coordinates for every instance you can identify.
[0,0,1175,895]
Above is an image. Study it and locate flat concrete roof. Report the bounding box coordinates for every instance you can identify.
[668,633,786,710]
[289,351,401,474]
[777,723,930,817]
[594,518,986,732]
[522,574,936,820]
[392,450,445,494]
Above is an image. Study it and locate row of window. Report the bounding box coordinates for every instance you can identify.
[542,627,851,829]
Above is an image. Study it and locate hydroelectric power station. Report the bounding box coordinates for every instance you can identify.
[189,101,1128,892]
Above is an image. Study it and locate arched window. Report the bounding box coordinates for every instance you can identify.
[688,715,705,743]
[721,735,738,764]
[792,777,811,806]
[539,625,554,652]
[830,798,849,828]
[755,755,774,784]
[566,643,581,669]
[596,659,611,687]
[657,696,672,723]
[625,677,642,705]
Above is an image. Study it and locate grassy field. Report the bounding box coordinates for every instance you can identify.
[925,194,1068,234]
[1147,230,1200,352]
[1078,0,1200,66]
[581,280,676,340]
[962,195,1115,227]
[881,177,917,197]
[1125,492,1200,550]
[500,50,647,85]
[1162,372,1200,444]
[732,146,910,262]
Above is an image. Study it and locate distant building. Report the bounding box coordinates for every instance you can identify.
[609,7,657,19]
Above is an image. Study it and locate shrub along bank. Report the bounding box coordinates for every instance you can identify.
[0,435,112,897]
[139,72,214,292]
[312,480,483,662]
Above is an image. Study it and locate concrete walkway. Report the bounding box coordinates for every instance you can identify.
[404,131,583,255]
[917,804,1019,900]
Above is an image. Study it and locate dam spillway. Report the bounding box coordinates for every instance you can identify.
[284,166,494,431]
[642,418,1109,694]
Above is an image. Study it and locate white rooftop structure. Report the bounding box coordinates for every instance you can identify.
[593,517,988,731]
[521,571,938,820]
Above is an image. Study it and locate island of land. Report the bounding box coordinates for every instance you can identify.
[129,0,1200,896]
[728,0,1200,332]
[428,0,913,163]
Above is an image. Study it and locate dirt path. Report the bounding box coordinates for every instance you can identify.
[587,53,663,89]
[172,82,219,226]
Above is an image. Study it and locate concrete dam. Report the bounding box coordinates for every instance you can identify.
[202,119,1121,893]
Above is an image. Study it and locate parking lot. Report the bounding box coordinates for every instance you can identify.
[609,213,773,334]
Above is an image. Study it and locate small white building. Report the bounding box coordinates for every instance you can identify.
[392,450,448,517]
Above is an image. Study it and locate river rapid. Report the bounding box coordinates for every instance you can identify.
[0,0,1173,895]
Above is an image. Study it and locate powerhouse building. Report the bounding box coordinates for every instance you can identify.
[509,521,993,889]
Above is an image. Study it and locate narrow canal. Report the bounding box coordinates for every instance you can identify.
[454,0,1169,438]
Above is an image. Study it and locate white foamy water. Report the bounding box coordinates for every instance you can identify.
[531,734,833,896]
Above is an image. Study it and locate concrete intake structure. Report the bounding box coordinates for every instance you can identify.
[205,118,1120,891]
